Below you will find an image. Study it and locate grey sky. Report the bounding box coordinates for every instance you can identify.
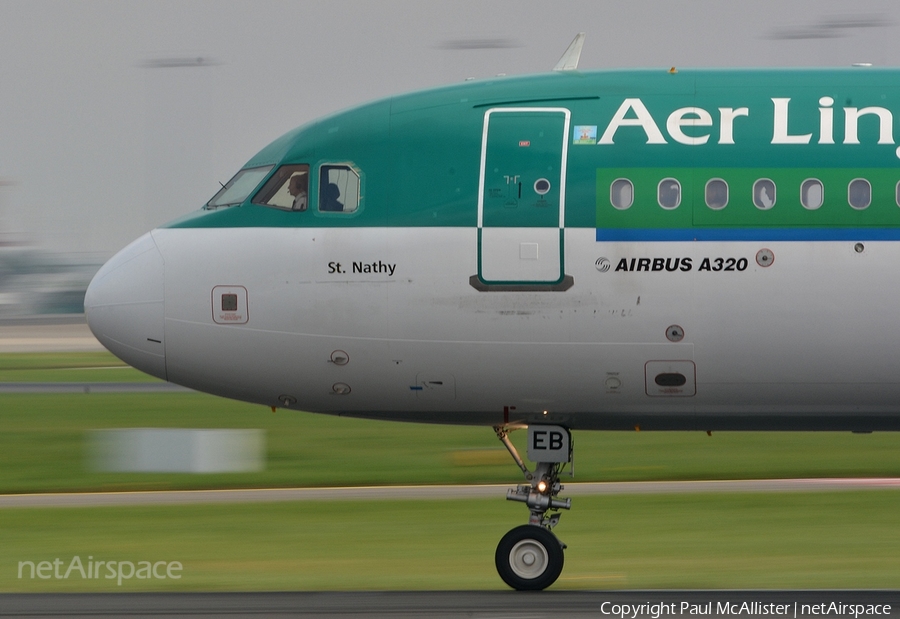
[0,0,898,257]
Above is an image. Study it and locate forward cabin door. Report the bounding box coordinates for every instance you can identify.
[477,108,570,286]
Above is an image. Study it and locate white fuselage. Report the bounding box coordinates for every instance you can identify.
[85,224,900,431]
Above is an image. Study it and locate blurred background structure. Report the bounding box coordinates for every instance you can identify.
[0,0,899,319]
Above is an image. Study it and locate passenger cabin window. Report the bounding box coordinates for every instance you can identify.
[800,179,824,210]
[657,178,681,210]
[252,165,310,211]
[319,165,360,213]
[848,178,871,210]
[610,179,633,210]
[753,179,776,210]
[896,181,900,207]
[705,179,728,210]
[206,166,273,209]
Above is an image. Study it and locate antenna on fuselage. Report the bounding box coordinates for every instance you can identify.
[553,33,585,71]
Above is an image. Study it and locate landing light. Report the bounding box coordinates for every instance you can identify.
[537,480,548,493]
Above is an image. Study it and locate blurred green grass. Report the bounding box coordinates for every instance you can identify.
[3,491,899,591]
[3,391,900,493]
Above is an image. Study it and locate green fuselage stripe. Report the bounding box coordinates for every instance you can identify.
[161,69,900,233]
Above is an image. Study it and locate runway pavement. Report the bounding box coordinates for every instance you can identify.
[2,478,899,508]
[1,590,898,618]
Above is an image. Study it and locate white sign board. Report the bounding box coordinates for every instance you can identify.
[527,425,571,463]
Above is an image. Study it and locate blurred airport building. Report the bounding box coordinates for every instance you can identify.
[0,181,99,321]
[0,237,101,352]
[0,243,98,318]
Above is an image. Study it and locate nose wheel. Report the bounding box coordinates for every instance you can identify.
[495,524,565,591]
[493,424,572,590]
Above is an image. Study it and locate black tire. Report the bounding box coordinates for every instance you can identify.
[495,525,564,590]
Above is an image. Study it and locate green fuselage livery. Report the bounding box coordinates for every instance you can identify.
[168,67,900,238]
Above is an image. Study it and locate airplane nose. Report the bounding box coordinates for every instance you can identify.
[84,231,167,380]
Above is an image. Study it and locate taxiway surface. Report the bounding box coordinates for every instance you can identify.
[2,478,899,508]
[2,590,898,618]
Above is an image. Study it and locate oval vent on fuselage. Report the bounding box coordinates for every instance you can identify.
[654,373,687,387]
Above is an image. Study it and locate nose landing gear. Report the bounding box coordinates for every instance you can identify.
[493,424,572,590]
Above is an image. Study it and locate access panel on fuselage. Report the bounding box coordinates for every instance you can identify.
[477,108,569,285]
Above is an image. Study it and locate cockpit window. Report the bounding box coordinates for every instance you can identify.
[206,166,273,209]
[319,165,360,213]
[252,164,310,211]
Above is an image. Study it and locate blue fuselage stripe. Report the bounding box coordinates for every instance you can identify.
[595,228,900,242]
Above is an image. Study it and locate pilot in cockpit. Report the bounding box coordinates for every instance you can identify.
[288,174,308,211]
